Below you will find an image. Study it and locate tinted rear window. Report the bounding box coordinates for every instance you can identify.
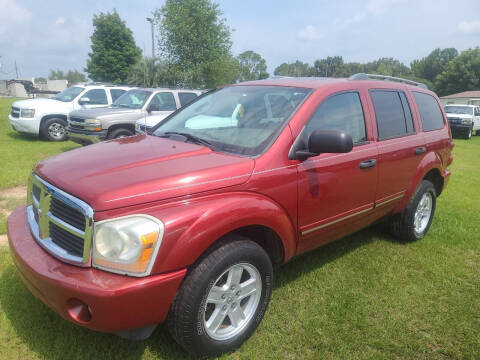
[178,92,198,107]
[413,92,445,131]
[370,90,415,140]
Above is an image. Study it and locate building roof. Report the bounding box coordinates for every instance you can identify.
[440,90,480,99]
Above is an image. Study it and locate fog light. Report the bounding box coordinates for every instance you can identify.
[66,298,92,323]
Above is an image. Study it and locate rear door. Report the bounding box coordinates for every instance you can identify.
[80,89,109,109]
[368,88,425,212]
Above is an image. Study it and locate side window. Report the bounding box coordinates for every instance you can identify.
[110,89,126,102]
[412,92,445,131]
[149,92,177,111]
[178,92,198,107]
[304,92,367,144]
[370,90,414,140]
[82,89,107,105]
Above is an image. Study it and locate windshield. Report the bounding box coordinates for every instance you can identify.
[112,89,152,109]
[52,86,84,102]
[444,106,474,115]
[152,86,310,156]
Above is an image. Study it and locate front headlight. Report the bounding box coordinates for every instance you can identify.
[20,109,35,118]
[92,215,164,276]
[461,119,472,125]
[84,118,102,131]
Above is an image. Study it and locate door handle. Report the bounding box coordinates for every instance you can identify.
[414,147,427,155]
[359,159,377,169]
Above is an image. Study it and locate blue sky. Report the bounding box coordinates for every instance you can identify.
[1,0,480,79]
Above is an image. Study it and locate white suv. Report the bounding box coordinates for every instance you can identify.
[8,84,131,141]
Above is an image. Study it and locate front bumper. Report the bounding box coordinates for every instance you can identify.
[9,115,40,135]
[7,206,186,333]
[66,127,108,145]
[448,122,472,132]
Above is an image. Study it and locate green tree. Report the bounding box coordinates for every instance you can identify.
[48,69,65,80]
[85,10,142,83]
[153,0,237,88]
[273,61,311,77]
[127,57,172,87]
[236,50,269,82]
[434,48,480,96]
[411,48,458,83]
[48,69,87,84]
[34,77,47,84]
[364,57,410,77]
[312,56,344,77]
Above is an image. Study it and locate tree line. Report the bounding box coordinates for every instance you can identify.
[54,0,480,97]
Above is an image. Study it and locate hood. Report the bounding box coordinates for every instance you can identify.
[138,113,171,127]
[69,107,141,119]
[35,135,254,211]
[13,98,66,109]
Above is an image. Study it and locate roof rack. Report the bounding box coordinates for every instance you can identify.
[348,73,428,89]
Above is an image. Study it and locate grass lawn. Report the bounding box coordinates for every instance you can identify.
[0,97,80,234]
[0,97,479,359]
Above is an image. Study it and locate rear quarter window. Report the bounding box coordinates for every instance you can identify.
[413,92,445,131]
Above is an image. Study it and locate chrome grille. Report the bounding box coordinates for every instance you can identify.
[10,107,20,118]
[27,173,94,266]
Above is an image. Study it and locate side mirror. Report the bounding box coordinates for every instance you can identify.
[78,97,91,105]
[295,129,353,160]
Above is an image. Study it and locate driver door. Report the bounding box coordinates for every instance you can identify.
[296,91,378,254]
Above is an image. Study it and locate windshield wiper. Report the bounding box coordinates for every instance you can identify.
[159,131,216,150]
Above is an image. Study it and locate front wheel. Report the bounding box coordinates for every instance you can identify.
[40,118,67,141]
[108,128,134,139]
[390,180,436,242]
[464,127,472,139]
[168,237,273,358]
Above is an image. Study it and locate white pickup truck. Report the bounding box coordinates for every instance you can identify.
[444,104,480,139]
[8,84,130,141]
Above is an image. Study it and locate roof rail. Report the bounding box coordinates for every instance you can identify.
[348,73,428,89]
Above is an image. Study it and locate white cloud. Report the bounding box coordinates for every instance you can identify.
[297,25,321,41]
[0,0,32,35]
[458,20,480,34]
[55,17,66,25]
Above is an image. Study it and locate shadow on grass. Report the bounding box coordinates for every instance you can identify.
[273,222,402,289]
[0,223,400,359]
[6,131,41,142]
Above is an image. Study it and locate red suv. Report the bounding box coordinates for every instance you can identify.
[8,74,453,357]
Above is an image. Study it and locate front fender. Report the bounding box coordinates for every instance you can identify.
[395,151,443,212]
[145,192,297,274]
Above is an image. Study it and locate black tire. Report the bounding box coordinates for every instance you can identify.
[108,128,134,139]
[40,118,67,141]
[168,237,273,358]
[464,127,473,140]
[390,180,436,242]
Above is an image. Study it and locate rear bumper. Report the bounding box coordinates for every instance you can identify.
[7,206,186,333]
[66,127,107,144]
[9,115,40,135]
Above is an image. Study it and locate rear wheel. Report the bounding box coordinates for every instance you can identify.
[108,128,134,139]
[390,180,436,242]
[40,118,67,141]
[168,237,273,358]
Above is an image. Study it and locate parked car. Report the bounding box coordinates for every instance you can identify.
[444,104,480,139]
[8,84,130,141]
[8,74,453,358]
[67,88,203,144]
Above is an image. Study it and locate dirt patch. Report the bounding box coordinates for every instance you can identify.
[0,234,7,246]
[0,186,27,199]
